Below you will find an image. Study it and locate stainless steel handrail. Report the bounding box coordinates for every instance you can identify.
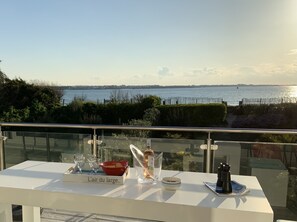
[1,122,297,135]
[1,122,297,172]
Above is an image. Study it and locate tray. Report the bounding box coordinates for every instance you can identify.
[63,166,129,185]
[204,180,249,196]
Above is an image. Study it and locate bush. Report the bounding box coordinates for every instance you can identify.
[157,103,227,127]
[143,108,160,125]
[231,103,297,129]
[0,106,30,122]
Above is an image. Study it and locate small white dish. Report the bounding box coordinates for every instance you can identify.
[161,177,181,191]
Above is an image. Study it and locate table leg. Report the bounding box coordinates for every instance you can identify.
[22,206,41,222]
[0,203,13,222]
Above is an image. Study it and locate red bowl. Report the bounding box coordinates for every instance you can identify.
[100,161,128,176]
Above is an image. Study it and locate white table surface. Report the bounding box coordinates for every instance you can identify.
[0,161,274,222]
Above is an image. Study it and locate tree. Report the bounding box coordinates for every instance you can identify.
[0,77,63,122]
[0,70,8,84]
[0,106,30,122]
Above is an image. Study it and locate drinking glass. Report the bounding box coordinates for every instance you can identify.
[74,153,85,174]
[87,154,100,174]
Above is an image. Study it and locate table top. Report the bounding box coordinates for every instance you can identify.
[0,161,274,222]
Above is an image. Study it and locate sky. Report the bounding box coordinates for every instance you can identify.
[0,0,297,86]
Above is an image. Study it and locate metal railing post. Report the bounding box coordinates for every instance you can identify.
[46,133,50,161]
[0,126,3,170]
[93,129,97,157]
[0,126,7,171]
[206,132,212,173]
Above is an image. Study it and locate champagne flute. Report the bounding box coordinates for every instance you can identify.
[74,153,85,174]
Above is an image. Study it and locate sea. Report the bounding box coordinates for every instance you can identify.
[62,85,297,106]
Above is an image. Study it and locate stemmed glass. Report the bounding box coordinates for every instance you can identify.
[87,154,100,174]
[74,153,85,174]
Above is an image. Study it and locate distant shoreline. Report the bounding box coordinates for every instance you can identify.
[61,85,297,106]
[58,84,292,90]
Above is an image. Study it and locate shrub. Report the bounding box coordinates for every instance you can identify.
[157,103,227,127]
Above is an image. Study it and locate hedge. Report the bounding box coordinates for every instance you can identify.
[157,103,227,127]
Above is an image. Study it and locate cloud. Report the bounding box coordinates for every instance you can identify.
[222,63,297,84]
[256,63,297,76]
[132,73,152,79]
[90,76,101,81]
[288,49,297,55]
[132,74,141,79]
[158,67,172,76]
[184,67,218,77]
[190,63,297,85]
[238,66,258,76]
[152,63,297,85]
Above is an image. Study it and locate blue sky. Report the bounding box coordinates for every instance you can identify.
[0,0,296,86]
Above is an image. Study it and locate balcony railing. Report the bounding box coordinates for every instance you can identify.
[0,122,296,221]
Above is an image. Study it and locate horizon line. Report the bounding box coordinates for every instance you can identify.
[57,84,297,88]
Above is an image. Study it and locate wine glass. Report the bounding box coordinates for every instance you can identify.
[87,154,100,174]
[74,153,85,174]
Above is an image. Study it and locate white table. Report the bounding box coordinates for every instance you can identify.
[0,161,273,222]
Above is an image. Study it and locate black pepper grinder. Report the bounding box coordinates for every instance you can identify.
[215,163,224,193]
[221,163,232,194]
